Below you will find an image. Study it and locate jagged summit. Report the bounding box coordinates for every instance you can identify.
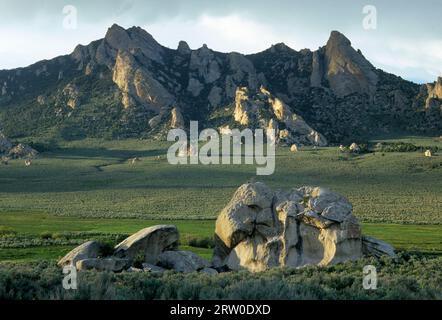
[323,30,378,97]
[177,41,191,54]
[0,25,440,143]
[327,30,352,47]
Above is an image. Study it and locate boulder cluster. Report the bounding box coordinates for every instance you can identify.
[58,225,217,274]
[58,182,395,274]
[0,132,38,161]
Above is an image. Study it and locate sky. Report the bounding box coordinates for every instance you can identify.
[0,0,441,83]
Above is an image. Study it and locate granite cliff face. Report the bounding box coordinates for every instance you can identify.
[0,24,440,143]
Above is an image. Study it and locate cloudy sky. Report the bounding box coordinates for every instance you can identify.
[0,0,441,83]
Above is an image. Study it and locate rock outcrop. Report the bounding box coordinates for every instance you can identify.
[61,83,80,109]
[233,87,327,146]
[7,143,38,159]
[324,31,378,97]
[0,132,38,159]
[112,49,175,110]
[213,182,393,272]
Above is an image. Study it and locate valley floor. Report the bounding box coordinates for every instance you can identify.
[0,137,441,265]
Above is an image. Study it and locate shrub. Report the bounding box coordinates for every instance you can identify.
[0,254,440,300]
[374,142,439,153]
[39,232,53,240]
[0,226,17,237]
[188,237,215,249]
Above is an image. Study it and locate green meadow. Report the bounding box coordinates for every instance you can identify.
[0,136,441,263]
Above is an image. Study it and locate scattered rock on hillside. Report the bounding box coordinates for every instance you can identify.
[8,143,38,159]
[114,225,179,263]
[349,143,360,154]
[0,133,38,160]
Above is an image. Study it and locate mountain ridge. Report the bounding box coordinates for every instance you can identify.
[0,24,440,144]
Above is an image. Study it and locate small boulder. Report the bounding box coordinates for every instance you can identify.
[58,241,103,267]
[362,236,395,258]
[142,263,166,273]
[200,267,219,275]
[114,225,179,264]
[349,143,360,154]
[290,144,298,153]
[76,257,129,272]
[157,250,210,273]
[424,150,432,157]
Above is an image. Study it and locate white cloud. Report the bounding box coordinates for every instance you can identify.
[355,34,442,82]
[144,13,300,53]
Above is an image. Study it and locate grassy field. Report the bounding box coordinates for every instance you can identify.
[0,136,441,223]
[0,136,441,263]
[0,215,441,262]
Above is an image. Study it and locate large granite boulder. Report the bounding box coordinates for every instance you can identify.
[114,225,179,264]
[57,241,104,267]
[213,182,373,272]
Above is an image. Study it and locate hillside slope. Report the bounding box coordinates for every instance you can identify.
[0,25,440,144]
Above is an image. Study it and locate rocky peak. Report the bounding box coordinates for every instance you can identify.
[189,44,221,84]
[105,24,164,64]
[104,24,131,47]
[324,30,378,97]
[71,24,165,70]
[177,41,191,55]
[430,76,442,99]
[269,42,292,53]
[327,30,352,47]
